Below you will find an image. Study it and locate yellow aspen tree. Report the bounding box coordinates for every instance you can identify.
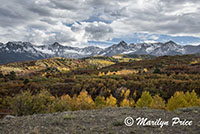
[60,94,72,110]
[120,89,135,107]
[133,91,137,100]
[136,91,153,108]
[120,98,129,107]
[129,99,135,107]
[184,90,199,106]
[120,89,125,97]
[106,94,117,107]
[167,91,187,111]
[124,89,130,98]
[143,68,148,73]
[120,98,135,107]
[95,96,106,109]
[76,90,95,110]
[151,94,166,109]
[98,72,103,76]
[106,71,111,75]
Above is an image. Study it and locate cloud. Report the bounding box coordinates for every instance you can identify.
[84,22,113,41]
[109,0,200,38]
[70,22,113,46]
[0,0,200,46]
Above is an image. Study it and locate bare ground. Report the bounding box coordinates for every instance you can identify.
[0,107,200,134]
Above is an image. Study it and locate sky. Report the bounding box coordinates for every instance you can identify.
[1,0,200,47]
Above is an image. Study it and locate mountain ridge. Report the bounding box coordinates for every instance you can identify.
[0,40,200,64]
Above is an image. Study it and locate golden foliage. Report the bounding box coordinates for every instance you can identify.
[143,68,148,73]
[120,89,135,107]
[88,59,115,67]
[136,91,153,108]
[106,94,117,107]
[120,98,129,107]
[98,72,105,76]
[6,87,200,116]
[167,91,187,111]
[184,90,200,106]
[50,94,72,112]
[98,69,138,76]
[133,91,137,100]
[190,60,199,65]
[94,96,106,109]
[167,90,200,111]
[72,90,95,110]
[124,89,130,98]
[120,98,135,107]
[115,69,138,75]
[150,94,166,109]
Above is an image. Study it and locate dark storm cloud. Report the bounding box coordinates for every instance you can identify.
[50,0,82,10]
[85,22,113,41]
[28,6,52,16]
[0,1,35,27]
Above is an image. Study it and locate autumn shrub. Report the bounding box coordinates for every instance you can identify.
[136,91,153,108]
[59,94,72,111]
[49,95,71,112]
[48,97,63,113]
[9,90,35,116]
[33,89,55,114]
[9,89,55,115]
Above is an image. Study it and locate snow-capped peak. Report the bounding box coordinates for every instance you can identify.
[1,40,200,64]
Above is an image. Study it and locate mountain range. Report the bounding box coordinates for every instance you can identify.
[0,40,200,64]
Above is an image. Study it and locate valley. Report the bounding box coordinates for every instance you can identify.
[0,54,200,117]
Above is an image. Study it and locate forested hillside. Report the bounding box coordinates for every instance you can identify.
[0,54,200,116]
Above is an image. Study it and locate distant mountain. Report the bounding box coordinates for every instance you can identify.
[100,40,200,56]
[99,41,129,56]
[0,40,200,64]
[0,42,48,64]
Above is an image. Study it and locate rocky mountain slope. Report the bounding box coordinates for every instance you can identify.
[0,41,200,64]
[0,107,200,134]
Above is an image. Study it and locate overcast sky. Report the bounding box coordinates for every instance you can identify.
[1,0,200,47]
